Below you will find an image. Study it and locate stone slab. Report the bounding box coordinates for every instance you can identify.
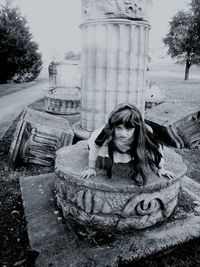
[181,176,200,202]
[20,174,77,254]
[145,101,199,126]
[20,173,200,267]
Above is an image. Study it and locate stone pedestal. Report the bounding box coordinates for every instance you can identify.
[48,60,81,89]
[54,141,186,232]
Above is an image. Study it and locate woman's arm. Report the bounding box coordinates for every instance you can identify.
[157,145,176,179]
[80,127,103,179]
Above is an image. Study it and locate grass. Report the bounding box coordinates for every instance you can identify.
[0,82,36,97]
[147,67,200,107]
[0,113,54,267]
[0,63,200,266]
[0,67,48,97]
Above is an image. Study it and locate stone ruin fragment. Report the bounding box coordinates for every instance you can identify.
[146,102,200,149]
[44,87,81,115]
[55,141,186,232]
[8,108,74,168]
[8,56,81,168]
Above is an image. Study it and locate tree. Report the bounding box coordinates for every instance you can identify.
[191,0,200,40]
[0,1,42,83]
[163,6,200,80]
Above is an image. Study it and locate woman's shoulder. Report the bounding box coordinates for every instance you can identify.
[88,125,108,147]
[145,123,153,133]
[89,125,105,139]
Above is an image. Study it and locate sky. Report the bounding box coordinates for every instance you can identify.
[0,0,191,64]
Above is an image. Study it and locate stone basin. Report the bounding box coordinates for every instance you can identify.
[55,141,187,232]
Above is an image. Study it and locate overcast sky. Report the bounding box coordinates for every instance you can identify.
[0,0,191,63]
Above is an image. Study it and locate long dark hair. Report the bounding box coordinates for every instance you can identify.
[95,103,162,185]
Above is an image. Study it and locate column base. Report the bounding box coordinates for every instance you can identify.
[55,141,187,232]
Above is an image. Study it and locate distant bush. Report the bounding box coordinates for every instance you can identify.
[65,51,81,61]
[0,1,42,83]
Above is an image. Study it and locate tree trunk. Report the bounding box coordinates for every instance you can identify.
[184,60,191,80]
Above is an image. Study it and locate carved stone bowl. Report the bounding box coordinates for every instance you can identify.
[55,141,187,232]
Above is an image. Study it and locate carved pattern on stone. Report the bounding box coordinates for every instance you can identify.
[82,0,152,21]
[54,141,186,232]
[8,108,74,168]
[147,111,200,149]
[20,123,65,166]
[45,87,81,115]
[55,176,180,231]
[172,111,200,148]
[135,199,161,215]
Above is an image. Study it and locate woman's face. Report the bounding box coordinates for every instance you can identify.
[114,124,135,142]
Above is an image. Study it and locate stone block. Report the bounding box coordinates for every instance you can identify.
[145,102,200,148]
[48,60,81,88]
[54,141,186,232]
[8,107,74,168]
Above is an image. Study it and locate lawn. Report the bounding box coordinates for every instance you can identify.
[0,82,36,97]
[0,63,200,266]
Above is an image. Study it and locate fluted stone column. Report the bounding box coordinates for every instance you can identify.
[79,0,152,133]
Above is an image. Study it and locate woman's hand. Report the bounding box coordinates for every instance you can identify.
[157,168,176,179]
[80,168,97,179]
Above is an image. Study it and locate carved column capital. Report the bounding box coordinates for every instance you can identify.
[82,0,153,22]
